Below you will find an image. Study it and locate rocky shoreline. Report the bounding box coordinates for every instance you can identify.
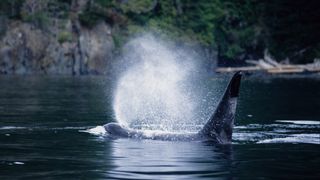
[0,20,114,75]
[0,0,115,75]
[1,0,318,76]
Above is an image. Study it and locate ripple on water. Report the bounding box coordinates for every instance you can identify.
[256,134,320,144]
[275,120,320,125]
[233,120,320,144]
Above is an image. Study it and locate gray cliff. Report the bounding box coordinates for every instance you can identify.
[0,0,114,75]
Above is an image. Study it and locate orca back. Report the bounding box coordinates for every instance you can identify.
[199,71,242,143]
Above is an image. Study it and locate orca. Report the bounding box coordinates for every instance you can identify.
[104,71,242,143]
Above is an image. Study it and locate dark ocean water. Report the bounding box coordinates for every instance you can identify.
[0,75,319,179]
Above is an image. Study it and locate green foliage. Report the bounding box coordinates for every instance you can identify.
[261,0,320,63]
[0,16,7,37]
[58,31,73,44]
[174,0,223,46]
[47,0,71,19]
[79,0,119,28]
[83,0,319,63]
[119,0,223,46]
[0,0,25,19]
[95,0,115,7]
[56,0,72,5]
[120,0,155,13]
[225,44,244,59]
[23,12,50,30]
[214,0,266,61]
[79,10,102,28]
[1,0,319,63]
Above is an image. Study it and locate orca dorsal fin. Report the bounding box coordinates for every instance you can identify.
[199,71,242,143]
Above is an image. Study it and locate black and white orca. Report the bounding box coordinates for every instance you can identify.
[104,71,242,143]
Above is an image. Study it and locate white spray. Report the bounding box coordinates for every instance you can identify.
[113,34,212,132]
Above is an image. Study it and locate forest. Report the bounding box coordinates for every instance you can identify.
[1,0,320,69]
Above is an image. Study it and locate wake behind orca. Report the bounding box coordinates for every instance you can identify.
[104,71,242,143]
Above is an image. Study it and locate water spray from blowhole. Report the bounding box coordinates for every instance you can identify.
[113,34,214,132]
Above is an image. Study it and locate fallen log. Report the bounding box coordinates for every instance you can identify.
[216,66,261,73]
[216,58,320,74]
[267,68,304,74]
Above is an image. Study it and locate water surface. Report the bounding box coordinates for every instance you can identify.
[0,75,319,179]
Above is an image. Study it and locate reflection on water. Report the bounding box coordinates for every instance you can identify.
[0,75,319,179]
[107,140,233,180]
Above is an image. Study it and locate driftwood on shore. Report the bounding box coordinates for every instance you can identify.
[216,55,320,74]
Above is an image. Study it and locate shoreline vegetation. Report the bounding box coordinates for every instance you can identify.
[0,0,320,76]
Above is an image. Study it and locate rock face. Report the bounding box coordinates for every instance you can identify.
[0,19,114,75]
[78,22,114,75]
